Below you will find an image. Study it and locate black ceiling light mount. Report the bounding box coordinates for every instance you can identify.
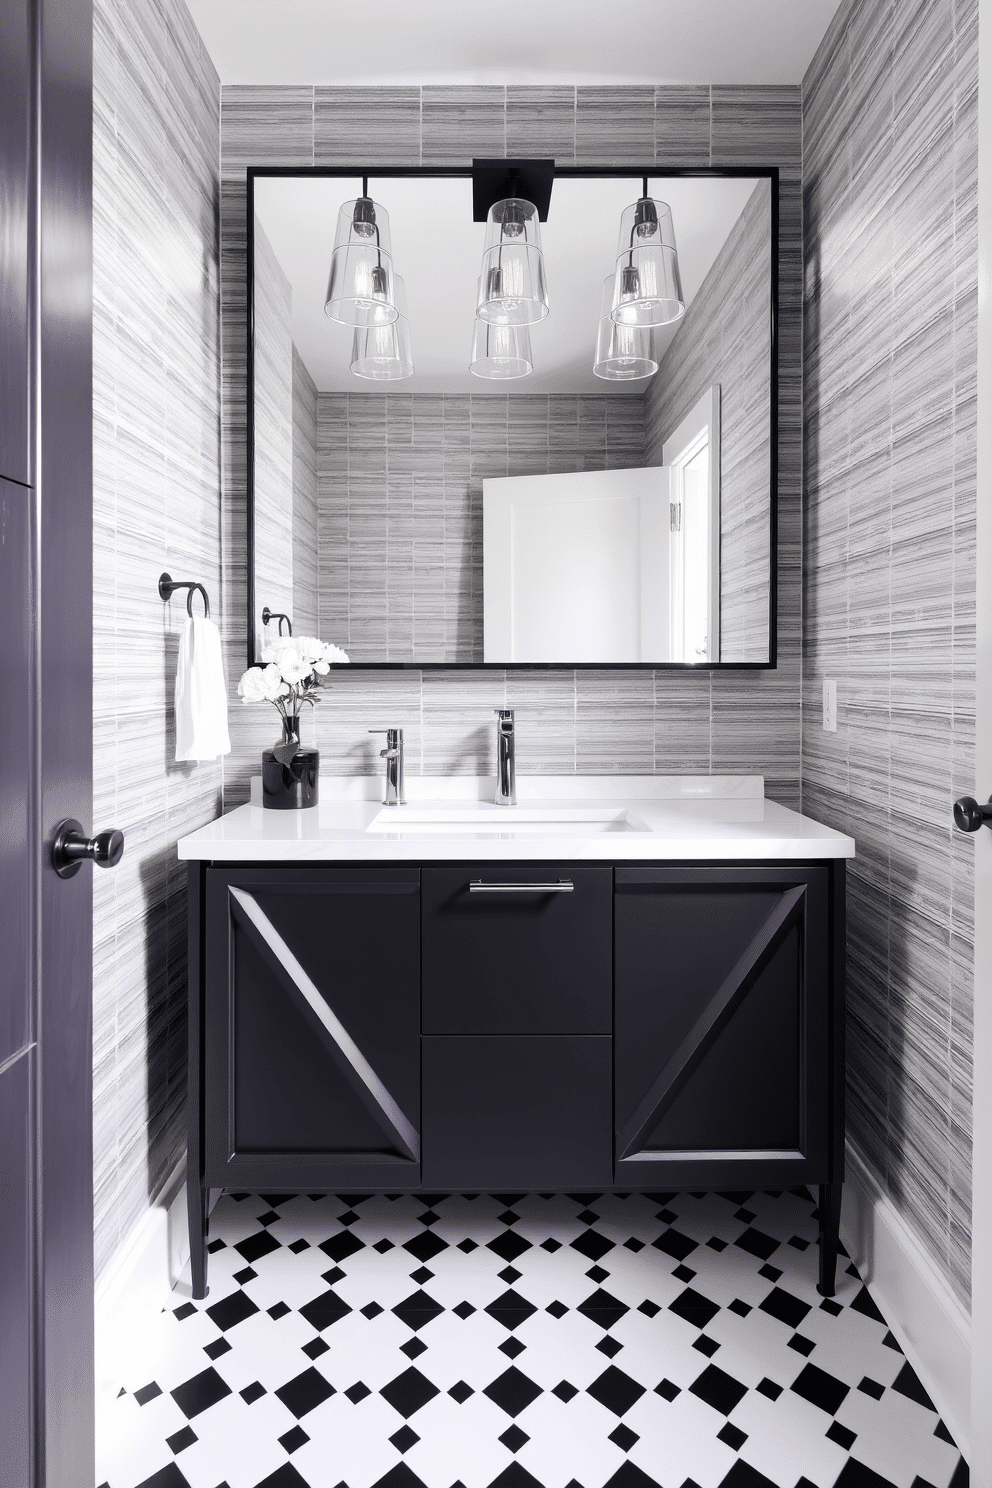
[472,157,555,222]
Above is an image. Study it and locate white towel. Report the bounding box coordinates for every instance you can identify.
[174,616,232,762]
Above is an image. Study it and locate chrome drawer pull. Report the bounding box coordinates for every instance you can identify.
[469,880,574,893]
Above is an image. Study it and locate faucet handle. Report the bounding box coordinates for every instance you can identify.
[494,708,514,723]
[369,727,403,741]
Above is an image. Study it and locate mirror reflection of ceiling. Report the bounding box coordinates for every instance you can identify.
[254,176,761,396]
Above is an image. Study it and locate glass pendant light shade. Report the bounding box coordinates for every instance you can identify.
[476,198,549,326]
[469,318,533,380]
[324,196,398,328]
[593,275,658,380]
[350,276,414,380]
[611,198,684,328]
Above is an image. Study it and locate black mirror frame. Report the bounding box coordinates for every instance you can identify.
[246,164,779,673]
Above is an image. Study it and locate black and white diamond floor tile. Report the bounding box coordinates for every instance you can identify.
[96,1189,967,1488]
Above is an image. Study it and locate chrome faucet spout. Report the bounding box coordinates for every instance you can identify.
[494,709,516,806]
[369,728,405,805]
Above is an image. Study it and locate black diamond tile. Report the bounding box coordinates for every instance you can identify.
[362,1301,385,1319]
[260,1195,292,1208]
[567,1193,603,1205]
[380,1367,441,1419]
[587,1366,645,1417]
[207,1240,226,1254]
[756,1378,782,1401]
[499,1266,523,1284]
[656,1208,678,1223]
[673,1264,696,1283]
[883,1331,903,1352]
[449,1380,474,1403]
[728,1300,752,1318]
[758,1264,782,1282]
[934,1421,956,1445]
[602,1463,663,1488]
[541,1238,562,1252]
[418,1209,441,1227]
[135,1381,163,1407]
[374,1238,395,1253]
[827,1421,857,1450]
[693,1336,720,1357]
[173,1303,196,1322]
[233,1267,257,1286]
[891,1362,936,1411]
[734,1208,757,1223]
[850,1286,886,1324]
[166,1426,197,1455]
[171,1367,232,1420]
[345,1381,372,1404]
[638,1300,661,1318]
[485,1289,538,1331]
[257,1210,281,1227]
[498,1209,521,1226]
[302,1338,329,1361]
[322,1266,345,1285]
[488,1230,532,1263]
[400,1337,428,1360]
[553,1380,579,1402]
[586,1265,610,1283]
[234,1231,280,1265]
[625,1238,645,1252]
[410,1269,434,1285]
[718,1423,748,1451]
[417,1193,448,1207]
[759,1287,811,1330]
[597,1336,623,1358]
[790,1364,850,1415]
[484,1366,543,1418]
[788,1335,816,1357]
[241,1381,266,1404]
[547,1301,569,1318]
[688,1365,748,1416]
[833,1464,900,1488]
[820,1298,843,1316]
[453,1301,476,1320]
[577,1208,600,1224]
[337,1209,361,1226]
[499,1425,530,1453]
[670,1287,720,1330]
[653,1229,698,1262]
[254,1467,310,1488]
[268,1302,290,1321]
[299,1288,353,1333]
[609,1423,640,1453]
[278,1425,309,1454]
[320,1231,364,1264]
[133,1468,192,1488]
[858,1377,885,1400]
[392,1289,444,1331]
[571,1229,614,1262]
[707,1237,728,1252]
[788,1236,810,1251]
[734,1228,779,1261]
[457,1239,478,1253]
[655,1379,681,1402]
[577,1289,629,1330]
[404,1230,448,1263]
[276,1368,336,1419]
[288,1239,310,1255]
[203,1338,231,1361]
[500,1336,527,1359]
[390,1425,420,1454]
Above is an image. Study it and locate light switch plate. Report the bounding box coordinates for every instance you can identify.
[823,680,837,732]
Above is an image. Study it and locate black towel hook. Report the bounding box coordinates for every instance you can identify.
[159,572,210,619]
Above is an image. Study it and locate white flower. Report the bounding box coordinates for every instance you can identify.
[321,642,350,667]
[237,665,288,703]
[266,639,312,685]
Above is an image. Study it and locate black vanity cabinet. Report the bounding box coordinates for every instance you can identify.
[188,857,845,1300]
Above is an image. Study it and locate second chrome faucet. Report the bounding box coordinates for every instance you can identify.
[370,728,405,805]
[495,709,516,806]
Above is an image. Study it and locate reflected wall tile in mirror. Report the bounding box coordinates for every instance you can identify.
[421,86,507,166]
[506,86,576,163]
[654,85,711,166]
[314,86,421,165]
[221,85,315,169]
[575,86,655,165]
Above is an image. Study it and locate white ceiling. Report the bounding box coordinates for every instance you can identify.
[187,0,842,87]
[254,175,762,395]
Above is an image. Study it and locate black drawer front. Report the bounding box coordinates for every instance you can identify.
[422,864,612,1034]
[422,1036,613,1188]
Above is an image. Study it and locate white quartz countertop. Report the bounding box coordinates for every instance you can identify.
[177,776,855,862]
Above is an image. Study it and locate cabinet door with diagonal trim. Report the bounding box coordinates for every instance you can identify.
[614,867,831,1190]
[204,866,421,1190]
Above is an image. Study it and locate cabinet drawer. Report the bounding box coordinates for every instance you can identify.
[422,864,612,1034]
[422,1036,613,1188]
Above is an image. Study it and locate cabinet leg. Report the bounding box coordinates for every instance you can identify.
[817,1181,843,1297]
[188,1171,209,1300]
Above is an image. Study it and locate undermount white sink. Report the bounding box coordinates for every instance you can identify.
[366,805,650,835]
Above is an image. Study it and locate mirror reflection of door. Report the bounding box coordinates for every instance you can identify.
[664,386,721,663]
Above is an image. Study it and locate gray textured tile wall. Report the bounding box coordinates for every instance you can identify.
[645,179,773,663]
[802,0,977,1306]
[221,85,804,810]
[316,392,646,664]
[252,215,294,654]
[292,347,319,636]
[93,0,221,1282]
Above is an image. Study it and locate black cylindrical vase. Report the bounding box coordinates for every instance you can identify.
[262,715,319,810]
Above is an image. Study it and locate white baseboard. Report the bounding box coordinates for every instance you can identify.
[840,1143,972,1459]
[94,1160,190,1427]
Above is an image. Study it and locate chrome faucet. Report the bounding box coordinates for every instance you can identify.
[494,709,516,806]
[369,728,405,805]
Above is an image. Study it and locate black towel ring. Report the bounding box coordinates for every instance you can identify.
[262,607,293,637]
[158,572,211,619]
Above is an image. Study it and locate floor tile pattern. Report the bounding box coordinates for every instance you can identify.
[96,1190,965,1488]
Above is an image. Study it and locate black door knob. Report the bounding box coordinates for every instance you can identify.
[953,796,992,833]
[52,819,125,878]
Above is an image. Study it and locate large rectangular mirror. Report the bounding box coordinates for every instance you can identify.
[248,166,778,669]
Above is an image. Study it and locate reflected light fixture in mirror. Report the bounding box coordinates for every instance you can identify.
[351,275,414,380]
[593,273,658,381]
[324,182,398,328]
[469,317,533,380]
[612,185,685,329]
[477,197,549,326]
